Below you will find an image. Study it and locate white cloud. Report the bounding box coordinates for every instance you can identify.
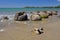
[57,0,60,1]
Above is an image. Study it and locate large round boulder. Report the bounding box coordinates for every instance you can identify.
[30,14,41,21]
[18,14,28,21]
[14,12,25,21]
[39,11,49,18]
[14,12,28,21]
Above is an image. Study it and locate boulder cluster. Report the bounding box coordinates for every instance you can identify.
[14,11,58,21]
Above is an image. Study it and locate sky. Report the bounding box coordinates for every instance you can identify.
[0,0,60,8]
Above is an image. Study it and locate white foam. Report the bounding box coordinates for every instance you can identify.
[0,20,4,22]
[0,29,4,32]
[0,15,14,21]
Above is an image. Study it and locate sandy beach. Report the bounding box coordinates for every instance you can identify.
[0,15,60,40]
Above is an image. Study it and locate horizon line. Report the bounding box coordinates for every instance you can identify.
[0,5,60,8]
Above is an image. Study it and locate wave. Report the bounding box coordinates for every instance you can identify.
[0,15,14,21]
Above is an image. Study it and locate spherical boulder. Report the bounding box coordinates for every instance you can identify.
[18,14,28,21]
[39,11,49,18]
[30,14,41,21]
[14,12,28,21]
[14,12,25,21]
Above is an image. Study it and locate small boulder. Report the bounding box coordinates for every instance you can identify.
[2,16,9,20]
[32,28,43,35]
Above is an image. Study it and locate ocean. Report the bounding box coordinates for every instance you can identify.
[0,8,60,15]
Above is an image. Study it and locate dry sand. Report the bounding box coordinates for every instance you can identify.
[0,15,60,40]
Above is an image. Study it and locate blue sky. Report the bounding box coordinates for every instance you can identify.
[0,0,60,8]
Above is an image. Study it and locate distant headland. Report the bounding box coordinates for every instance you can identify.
[24,6,60,8]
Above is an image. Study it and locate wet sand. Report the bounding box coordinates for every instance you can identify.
[0,15,60,40]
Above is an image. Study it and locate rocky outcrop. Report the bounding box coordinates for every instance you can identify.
[14,12,28,21]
